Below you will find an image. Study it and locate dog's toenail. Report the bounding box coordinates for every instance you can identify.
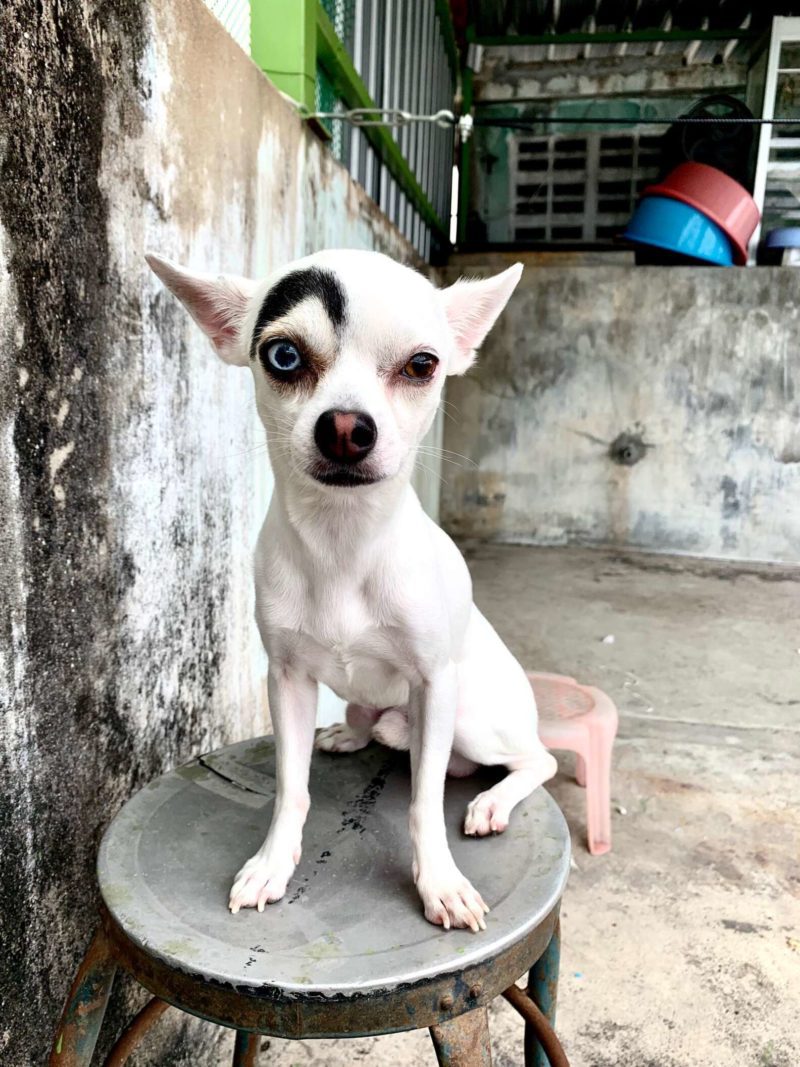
[440,994,454,1010]
[468,983,482,999]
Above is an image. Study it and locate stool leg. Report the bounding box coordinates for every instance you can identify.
[103,998,171,1066]
[429,1006,492,1066]
[585,722,613,855]
[574,754,587,788]
[525,919,561,1067]
[50,927,117,1066]
[232,1031,260,1066]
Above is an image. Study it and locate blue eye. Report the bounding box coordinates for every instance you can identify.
[263,339,303,374]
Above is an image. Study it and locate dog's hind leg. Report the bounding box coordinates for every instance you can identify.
[370,705,410,750]
[315,704,380,753]
[372,708,477,776]
[447,751,479,777]
[464,751,557,836]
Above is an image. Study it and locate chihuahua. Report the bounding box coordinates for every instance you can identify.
[147,249,556,932]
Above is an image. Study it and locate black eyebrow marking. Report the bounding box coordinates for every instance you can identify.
[250,267,347,359]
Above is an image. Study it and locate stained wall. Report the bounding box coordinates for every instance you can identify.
[0,1,427,1061]
[441,253,800,563]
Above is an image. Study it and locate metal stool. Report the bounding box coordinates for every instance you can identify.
[50,737,571,1066]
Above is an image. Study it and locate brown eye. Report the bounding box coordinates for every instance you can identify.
[401,353,438,382]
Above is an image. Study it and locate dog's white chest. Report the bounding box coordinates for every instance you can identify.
[286,590,412,708]
[300,628,411,708]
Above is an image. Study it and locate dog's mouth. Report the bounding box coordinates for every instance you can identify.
[308,463,384,488]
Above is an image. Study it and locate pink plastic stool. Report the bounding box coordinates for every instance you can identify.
[528,671,619,856]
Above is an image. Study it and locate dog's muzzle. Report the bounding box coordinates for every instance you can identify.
[311,410,381,486]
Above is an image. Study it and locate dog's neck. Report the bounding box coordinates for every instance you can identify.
[270,450,419,560]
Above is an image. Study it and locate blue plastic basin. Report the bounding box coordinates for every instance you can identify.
[623,195,734,266]
[765,227,800,249]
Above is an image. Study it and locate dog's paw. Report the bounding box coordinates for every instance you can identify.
[464,790,510,836]
[315,722,371,753]
[228,851,297,914]
[415,864,489,933]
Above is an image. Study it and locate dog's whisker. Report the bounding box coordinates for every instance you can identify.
[415,447,477,471]
[414,457,450,488]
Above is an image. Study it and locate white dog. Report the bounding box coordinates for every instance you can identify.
[147,249,556,932]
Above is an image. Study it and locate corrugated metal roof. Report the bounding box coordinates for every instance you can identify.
[465,1,800,64]
[469,0,781,36]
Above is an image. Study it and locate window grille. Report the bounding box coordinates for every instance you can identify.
[509,130,664,244]
[200,0,250,54]
[321,0,456,260]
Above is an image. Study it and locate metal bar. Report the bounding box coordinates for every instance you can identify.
[525,919,561,1067]
[349,0,364,179]
[50,927,117,1066]
[433,40,445,220]
[388,0,404,226]
[429,1007,493,1066]
[398,0,414,237]
[502,985,569,1067]
[419,2,434,202]
[457,63,473,244]
[473,115,800,126]
[316,1,448,238]
[473,28,758,46]
[407,0,424,183]
[103,999,171,1066]
[363,0,379,199]
[379,0,393,215]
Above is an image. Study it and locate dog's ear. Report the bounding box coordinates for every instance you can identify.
[146,253,256,366]
[440,263,523,375]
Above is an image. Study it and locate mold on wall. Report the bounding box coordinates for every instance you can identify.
[441,254,800,564]
[0,0,428,1062]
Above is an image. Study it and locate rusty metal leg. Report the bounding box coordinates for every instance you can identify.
[232,1030,260,1066]
[103,998,171,1066]
[50,927,117,1066]
[525,918,561,1067]
[429,1007,492,1066]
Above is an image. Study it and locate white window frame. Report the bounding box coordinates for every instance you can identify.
[751,16,800,255]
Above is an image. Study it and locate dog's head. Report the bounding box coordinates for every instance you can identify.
[147,249,520,490]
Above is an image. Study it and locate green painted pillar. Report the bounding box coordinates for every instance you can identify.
[251,0,316,111]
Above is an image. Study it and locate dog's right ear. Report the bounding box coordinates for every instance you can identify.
[146,253,256,366]
[440,262,523,375]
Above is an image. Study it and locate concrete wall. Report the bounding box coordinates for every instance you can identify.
[473,49,747,103]
[441,254,800,564]
[0,1,428,1062]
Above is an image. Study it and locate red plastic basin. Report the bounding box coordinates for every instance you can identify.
[645,162,760,265]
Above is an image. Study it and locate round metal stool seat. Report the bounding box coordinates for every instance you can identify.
[53,737,571,1064]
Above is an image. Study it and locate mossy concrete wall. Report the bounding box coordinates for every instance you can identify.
[442,253,800,564]
[0,0,422,1062]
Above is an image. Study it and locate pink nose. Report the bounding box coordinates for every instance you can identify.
[314,409,377,464]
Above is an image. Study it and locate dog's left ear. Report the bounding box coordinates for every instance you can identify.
[440,262,523,375]
[146,252,256,366]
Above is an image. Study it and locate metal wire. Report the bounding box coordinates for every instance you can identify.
[300,108,800,135]
[474,116,800,127]
[305,106,456,128]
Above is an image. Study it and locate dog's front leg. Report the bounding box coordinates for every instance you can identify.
[409,664,489,932]
[229,666,317,913]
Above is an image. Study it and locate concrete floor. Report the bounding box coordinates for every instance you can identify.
[242,546,800,1067]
